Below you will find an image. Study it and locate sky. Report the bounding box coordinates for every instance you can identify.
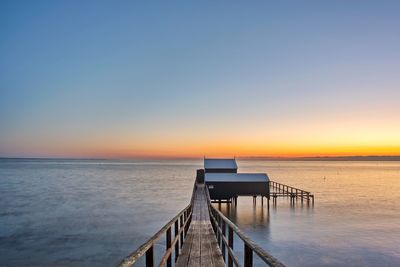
[1,1,400,158]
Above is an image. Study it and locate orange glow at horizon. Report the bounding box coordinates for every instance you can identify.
[10,140,400,159]
[3,107,400,159]
[93,145,400,159]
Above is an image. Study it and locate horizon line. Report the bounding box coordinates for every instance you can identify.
[1,155,400,161]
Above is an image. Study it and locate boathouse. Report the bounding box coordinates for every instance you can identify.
[204,158,238,173]
[205,173,270,200]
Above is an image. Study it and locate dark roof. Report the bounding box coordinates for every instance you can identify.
[205,173,269,182]
[204,158,238,169]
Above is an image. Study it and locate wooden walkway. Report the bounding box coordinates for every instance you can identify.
[176,184,225,267]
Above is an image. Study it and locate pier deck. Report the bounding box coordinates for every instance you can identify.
[176,184,225,267]
[117,181,289,267]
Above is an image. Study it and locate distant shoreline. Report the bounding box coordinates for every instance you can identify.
[238,156,400,161]
[1,156,400,161]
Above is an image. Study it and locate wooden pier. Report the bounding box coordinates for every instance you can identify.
[175,184,225,267]
[117,181,288,267]
[117,158,316,266]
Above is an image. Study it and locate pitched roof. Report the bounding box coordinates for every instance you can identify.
[204,158,238,169]
[205,173,269,182]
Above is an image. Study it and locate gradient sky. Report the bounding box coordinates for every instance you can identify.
[1,1,400,158]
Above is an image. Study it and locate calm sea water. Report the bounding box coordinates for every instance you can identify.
[0,159,399,266]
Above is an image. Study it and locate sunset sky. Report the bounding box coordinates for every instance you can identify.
[1,1,400,158]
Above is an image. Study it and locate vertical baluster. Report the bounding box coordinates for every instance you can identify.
[166,227,171,267]
[180,214,184,247]
[228,227,234,267]
[179,214,183,248]
[185,210,188,234]
[217,215,221,245]
[244,243,253,267]
[222,220,226,262]
[183,211,186,238]
[145,245,154,267]
[174,220,179,262]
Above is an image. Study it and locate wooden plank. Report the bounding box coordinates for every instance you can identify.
[187,222,201,267]
[208,225,225,267]
[176,184,225,267]
[175,226,195,266]
[202,221,225,267]
[200,222,213,267]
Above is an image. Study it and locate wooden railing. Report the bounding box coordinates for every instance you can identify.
[269,181,314,204]
[117,182,197,267]
[206,187,286,267]
[116,204,192,267]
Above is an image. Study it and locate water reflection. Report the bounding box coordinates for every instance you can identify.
[215,197,271,232]
[1,159,399,267]
[212,160,400,267]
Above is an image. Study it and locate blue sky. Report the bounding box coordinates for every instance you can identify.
[1,1,400,157]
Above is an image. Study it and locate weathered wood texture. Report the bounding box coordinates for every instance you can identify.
[176,184,225,267]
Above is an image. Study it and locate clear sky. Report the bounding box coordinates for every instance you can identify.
[1,1,400,158]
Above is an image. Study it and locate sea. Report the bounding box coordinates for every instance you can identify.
[0,159,399,266]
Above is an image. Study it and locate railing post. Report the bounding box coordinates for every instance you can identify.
[222,220,226,262]
[180,214,184,247]
[244,243,253,267]
[228,226,233,267]
[217,215,221,245]
[186,208,191,235]
[166,227,171,267]
[174,219,179,262]
[184,210,188,235]
[145,245,154,267]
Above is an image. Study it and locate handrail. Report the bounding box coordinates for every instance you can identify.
[270,180,311,194]
[117,181,197,267]
[269,180,314,204]
[205,186,286,267]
